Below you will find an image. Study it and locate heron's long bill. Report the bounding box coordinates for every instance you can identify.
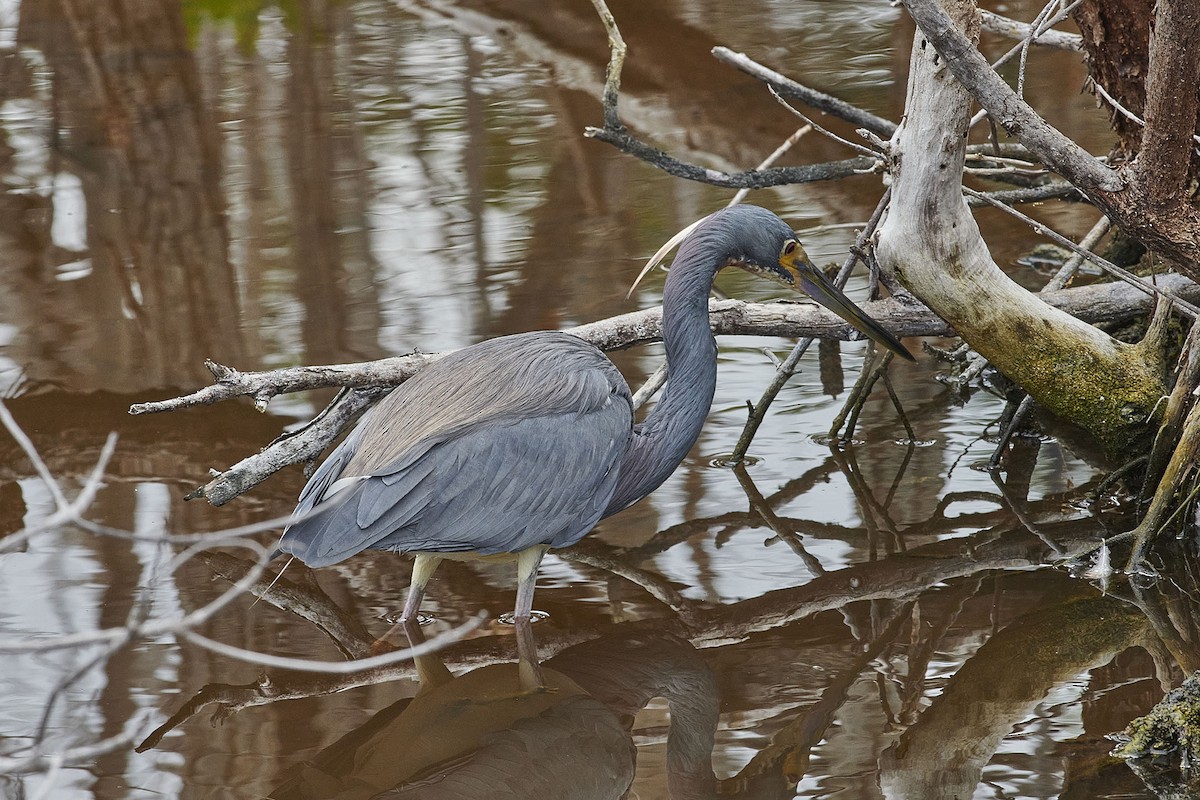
[798,268,915,361]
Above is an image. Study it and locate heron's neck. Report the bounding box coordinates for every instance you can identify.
[603,244,721,515]
[650,255,720,441]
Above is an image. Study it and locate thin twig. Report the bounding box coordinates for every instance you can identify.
[181,613,487,673]
[630,362,668,410]
[964,187,1200,318]
[1090,77,1200,148]
[1016,0,1061,99]
[1044,215,1111,291]
[879,364,916,442]
[831,349,892,444]
[587,0,625,131]
[711,47,897,138]
[728,125,812,206]
[768,87,881,160]
[968,0,1086,129]
[988,394,1035,469]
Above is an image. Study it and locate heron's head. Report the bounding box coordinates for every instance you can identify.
[716,205,915,361]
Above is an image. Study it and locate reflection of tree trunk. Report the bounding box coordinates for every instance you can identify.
[286,0,384,366]
[23,0,243,393]
[880,595,1147,799]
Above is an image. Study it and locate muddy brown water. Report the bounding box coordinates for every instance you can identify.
[0,1,1180,798]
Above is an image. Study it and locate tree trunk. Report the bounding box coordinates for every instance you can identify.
[877,0,1167,455]
[1072,0,1155,164]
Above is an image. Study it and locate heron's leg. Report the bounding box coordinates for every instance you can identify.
[400,553,443,623]
[513,617,546,690]
[402,619,454,693]
[370,555,445,654]
[512,545,549,622]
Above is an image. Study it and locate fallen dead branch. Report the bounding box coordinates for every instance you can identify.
[130,273,1200,506]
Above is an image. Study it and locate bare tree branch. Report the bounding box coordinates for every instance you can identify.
[135,273,1200,506]
[902,0,1123,193]
[129,355,431,416]
[979,9,1082,50]
[711,47,897,138]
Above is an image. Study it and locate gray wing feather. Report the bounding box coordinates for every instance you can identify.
[382,409,628,554]
[278,332,633,567]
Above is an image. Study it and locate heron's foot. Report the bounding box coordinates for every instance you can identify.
[383,610,437,626]
[497,609,549,625]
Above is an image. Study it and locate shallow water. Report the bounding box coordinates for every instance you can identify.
[0,1,1183,798]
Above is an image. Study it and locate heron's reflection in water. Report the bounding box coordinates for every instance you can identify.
[268,623,718,800]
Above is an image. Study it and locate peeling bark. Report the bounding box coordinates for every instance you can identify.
[1072,0,1154,161]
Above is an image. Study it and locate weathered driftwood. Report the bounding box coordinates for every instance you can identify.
[879,0,1170,455]
[902,0,1200,276]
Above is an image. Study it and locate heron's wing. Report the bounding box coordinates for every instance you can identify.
[376,404,631,554]
[279,403,631,565]
[343,331,627,477]
[278,331,633,566]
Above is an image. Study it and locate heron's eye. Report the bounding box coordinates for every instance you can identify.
[783,241,798,257]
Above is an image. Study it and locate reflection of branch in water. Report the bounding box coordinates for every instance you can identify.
[891,578,982,726]
[142,515,1181,800]
[880,594,1147,799]
[732,463,826,577]
[558,539,703,625]
[1126,544,1200,675]
[719,599,914,792]
[141,511,1106,757]
[199,552,375,659]
[694,519,1104,648]
[832,447,907,557]
[990,468,1067,557]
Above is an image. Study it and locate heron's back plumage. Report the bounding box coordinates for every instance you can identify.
[278,331,633,566]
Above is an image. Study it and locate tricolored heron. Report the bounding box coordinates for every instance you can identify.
[277,205,912,622]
